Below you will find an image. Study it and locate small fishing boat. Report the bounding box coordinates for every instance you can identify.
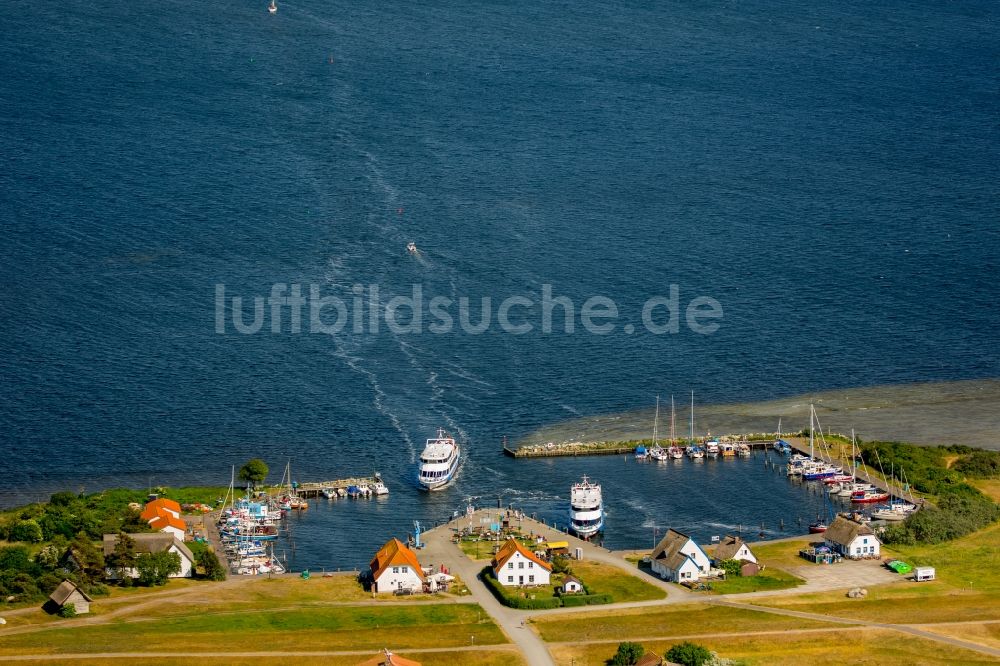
[268,0,277,13]
[704,439,720,458]
[372,473,389,495]
[407,241,417,253]
[736,442,751,457]
[686,445,704,459]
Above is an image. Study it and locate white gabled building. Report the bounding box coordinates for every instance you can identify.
[370,538,425,594]
[650,529,712,583]
[712,535,757,565]
[492,538,552,587]
[823,516,881,559]
[102,533,195,580]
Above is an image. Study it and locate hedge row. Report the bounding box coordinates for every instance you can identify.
[559,593,613,607]
[479,566,612,609]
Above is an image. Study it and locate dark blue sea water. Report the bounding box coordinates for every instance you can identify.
[2,0,998,566]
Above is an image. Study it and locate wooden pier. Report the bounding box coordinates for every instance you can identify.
[266,476,384,499]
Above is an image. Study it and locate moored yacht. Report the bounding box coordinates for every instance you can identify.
[569,475,603,539]
[417,428,460,491]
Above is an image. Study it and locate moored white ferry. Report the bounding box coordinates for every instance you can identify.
[417,428,460,491]
[569,475,604,539]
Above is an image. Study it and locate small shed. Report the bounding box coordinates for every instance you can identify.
[560,575,584,594]
[44,580,93,615]
[740,561,760,577]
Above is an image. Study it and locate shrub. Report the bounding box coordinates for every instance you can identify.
[666,641,713,666]
[551,556,572,574]
[10,520,43,543]
[560,593,613,607]
[196,548,227,581]
[954,450,1000,479]
[719,559,743,577]
[58,603,77,618]
[135,551,181,586]
[609,641,644,665]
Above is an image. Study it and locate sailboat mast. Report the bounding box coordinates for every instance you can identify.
[670,395,675,443]
[689,391,694,444]
[653,395,659,447]
[809,404,815,460]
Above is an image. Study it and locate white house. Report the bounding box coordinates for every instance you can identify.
[712,535,757,565]
[370,538,425,594]
[823,516,881,559]
[560,575,584,594]
[492,538,552,587]
[650,529,712,583]
[102,533,195,580]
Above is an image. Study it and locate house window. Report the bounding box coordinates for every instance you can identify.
[528,561,533,568]
[392,567,399,573]
[518,561,524,569]
[401,566,408,573]
[529,575,535,583]
[507,576,513,583]
[508,562,513,569]
[863,538,869,544]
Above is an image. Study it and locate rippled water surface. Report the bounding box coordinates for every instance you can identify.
[1,0,997,565]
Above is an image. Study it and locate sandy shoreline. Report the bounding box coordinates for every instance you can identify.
[518,379,1000,450]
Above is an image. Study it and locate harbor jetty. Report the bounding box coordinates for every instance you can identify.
[506,434,773,458]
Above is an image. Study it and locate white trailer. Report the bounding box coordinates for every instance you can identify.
[914,567,935,582]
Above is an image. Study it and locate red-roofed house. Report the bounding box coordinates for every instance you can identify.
[369,538,425,594]
[148,511,187,540]
[491,538,552,587]
[139,498,181,522]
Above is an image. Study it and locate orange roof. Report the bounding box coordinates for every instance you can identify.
[149,511,186,533]
[141,498,181,521]
[370,538,424,582]
[357,650,422,666]
[492,538,552,572]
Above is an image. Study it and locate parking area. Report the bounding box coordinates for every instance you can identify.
[788,558,905,592]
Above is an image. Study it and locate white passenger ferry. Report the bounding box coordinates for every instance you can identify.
[417,428,460,491]
[569,475,604,539]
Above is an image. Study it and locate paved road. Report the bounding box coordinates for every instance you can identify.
[419,515,556,666]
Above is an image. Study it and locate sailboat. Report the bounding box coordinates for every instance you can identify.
[685,391,704,459]
[648,396,668,460]
[268,0,277,13]
[667,395,683,458]
[278,461,308,510]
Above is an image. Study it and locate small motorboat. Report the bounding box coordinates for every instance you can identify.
[407,242,417,253]
[321,488,336,500]
[808,521,828,533]
[268,0,277,13]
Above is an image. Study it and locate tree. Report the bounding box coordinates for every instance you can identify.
[665,642,713,666]
[68,532,105,579]
[135,551,181,586]
[719,559,743,577]
[107,532,137,581]
[196,549,227,581]
[10,519,43,543]
[609,642,645,666]
[239,458,269,489]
